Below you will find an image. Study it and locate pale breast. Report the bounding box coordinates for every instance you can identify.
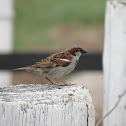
[46,56,79,79]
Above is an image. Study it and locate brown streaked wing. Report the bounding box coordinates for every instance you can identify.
[49,51,72,67]
[33,51,72,68]
[50,58,71,67]
[49,51,72,59]
[33,59,57,68]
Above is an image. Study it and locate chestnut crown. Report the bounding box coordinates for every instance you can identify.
[67,45,87,56]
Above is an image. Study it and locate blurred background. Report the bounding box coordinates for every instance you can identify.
[0,0,106,125]
[15,0,105,53]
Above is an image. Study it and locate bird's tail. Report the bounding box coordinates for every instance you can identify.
[13,66,36,72]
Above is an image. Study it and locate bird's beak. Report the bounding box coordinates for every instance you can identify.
[81,49,87,54]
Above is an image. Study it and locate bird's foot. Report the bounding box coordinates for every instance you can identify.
[59,83,76,86]
[55,79,76,86]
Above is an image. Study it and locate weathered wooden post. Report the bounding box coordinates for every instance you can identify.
[0,0,14,87]
[0,84,95,126]
[103,0,126,125]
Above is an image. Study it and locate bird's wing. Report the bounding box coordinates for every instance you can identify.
[34,51,72,68]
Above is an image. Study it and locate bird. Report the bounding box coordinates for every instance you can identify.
[14,45,87,85]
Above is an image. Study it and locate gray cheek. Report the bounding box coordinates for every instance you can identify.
[75,52,81,57]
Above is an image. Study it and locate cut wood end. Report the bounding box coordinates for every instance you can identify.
[0,84,95,126]
[0,84,92,104]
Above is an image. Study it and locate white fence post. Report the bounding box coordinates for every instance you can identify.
[103,0,126,125]
[0,0,14,87]
[0,84,95,126]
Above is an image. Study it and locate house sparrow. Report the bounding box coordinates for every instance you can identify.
[14,45,87,85]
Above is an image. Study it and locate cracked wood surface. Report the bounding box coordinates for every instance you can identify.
[0,84,95,126]
[103,0,126,125]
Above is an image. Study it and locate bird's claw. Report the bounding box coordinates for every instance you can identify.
[59,83,76,86]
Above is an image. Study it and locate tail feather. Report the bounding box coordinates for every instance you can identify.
[13,66,36,72]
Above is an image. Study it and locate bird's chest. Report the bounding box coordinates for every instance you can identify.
[50,64,75,79]
[48,58,78,79]
[60,56,79,74]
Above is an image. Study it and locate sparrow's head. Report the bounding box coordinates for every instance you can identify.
[67,45,87,57]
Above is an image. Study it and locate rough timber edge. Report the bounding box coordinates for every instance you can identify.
[0,84,93,106]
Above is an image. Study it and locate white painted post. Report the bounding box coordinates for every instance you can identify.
[0,0,14,87]
[103,0,126,125]
[0,84,95,126]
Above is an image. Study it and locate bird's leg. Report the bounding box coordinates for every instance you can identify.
[45,77,55,84]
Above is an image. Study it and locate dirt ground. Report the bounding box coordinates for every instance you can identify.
[13,70,103,126]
